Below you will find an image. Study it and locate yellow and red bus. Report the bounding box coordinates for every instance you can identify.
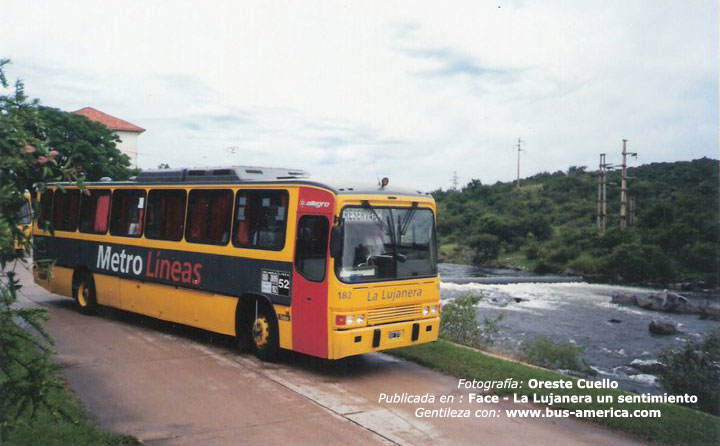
[14,190,33,254]
[33,167,439,360]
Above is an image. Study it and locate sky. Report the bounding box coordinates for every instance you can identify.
[1,1,717,190]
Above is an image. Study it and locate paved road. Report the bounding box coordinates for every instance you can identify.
[15,265,647,446]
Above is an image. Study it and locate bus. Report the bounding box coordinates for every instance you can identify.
[14,190,33,254]
[32,167,440,360]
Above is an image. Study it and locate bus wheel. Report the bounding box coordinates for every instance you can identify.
[251,303,279,361]
[74,274,98,315]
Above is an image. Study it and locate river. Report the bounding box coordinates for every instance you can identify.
[438,263,720,395]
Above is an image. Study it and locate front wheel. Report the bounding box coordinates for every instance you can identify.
[251,303,279,361]
[74,274,98,315]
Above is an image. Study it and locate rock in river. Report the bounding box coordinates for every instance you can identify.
[629,359,665,374]
[648,320,680,335]
[611,293,637,306]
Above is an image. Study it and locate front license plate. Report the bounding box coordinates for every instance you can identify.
[388,331,402,340]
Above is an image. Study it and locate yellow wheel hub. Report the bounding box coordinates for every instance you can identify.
[252,316,270,349]
[77,283,89,307]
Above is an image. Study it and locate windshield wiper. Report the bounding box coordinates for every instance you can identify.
[398,202,418,236]
[362,200,399,259]
[362,200,387,232]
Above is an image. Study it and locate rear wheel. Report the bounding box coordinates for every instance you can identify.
[74,274,97,315]
[251,302,279,361]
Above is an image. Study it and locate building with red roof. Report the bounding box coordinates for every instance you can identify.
[73,107,145,168]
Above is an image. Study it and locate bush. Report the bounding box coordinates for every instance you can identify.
[440,294,481,347]
[523,336,591,374]
[525,242,540,260]
[479,313,504,347]
[468,233,500,265]
[608,242,675,283]
[0,59,77,435]
[533,260,562,274]
[657,329,720,416]
[439,293,504,348]
[567,254,605,275]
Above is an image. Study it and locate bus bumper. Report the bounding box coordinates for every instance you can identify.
[330,317,439,359]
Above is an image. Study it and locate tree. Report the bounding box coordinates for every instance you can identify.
[468,233,500,265]
[0,59,76,436]
[34,106,135,181]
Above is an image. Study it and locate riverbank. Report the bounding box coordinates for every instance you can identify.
[439,257,719,294]
[441,279,720,395]
[389,340,720,446]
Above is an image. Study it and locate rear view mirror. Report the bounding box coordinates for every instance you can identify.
[330,224,344,260]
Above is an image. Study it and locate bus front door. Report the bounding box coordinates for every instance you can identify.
[291,187,333,357]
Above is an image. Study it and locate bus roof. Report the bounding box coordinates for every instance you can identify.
[53,166,432,198]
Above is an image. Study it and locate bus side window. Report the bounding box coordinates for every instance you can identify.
[79,189,111,234]
[52,189,81,232]
[110,189,146,237]
[233,190,288,251]
[185,189,232,245]
[38,190,54,230]
[294,215,329,282]
[145,189,187,241]
[20,200,33,225]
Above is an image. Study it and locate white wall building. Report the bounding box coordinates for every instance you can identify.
[73,107,145,168]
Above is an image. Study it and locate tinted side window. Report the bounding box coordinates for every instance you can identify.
[295,215,329,282]
[52,189,81,231]
[233,190,288,250]
[38,190,54,230]
[79,189,111,234]
[145,190,187,241]
[186,189,232,245]
[110,189,146,237]
[20,200,33,225]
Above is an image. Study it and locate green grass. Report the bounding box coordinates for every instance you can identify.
[3,359,137,446]
[498,250,537,269]
[389,340,720,446]
[438,243,469,264]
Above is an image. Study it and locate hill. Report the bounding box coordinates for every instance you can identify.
[433,158,719,288]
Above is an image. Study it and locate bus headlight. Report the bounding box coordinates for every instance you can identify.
[430,305,437,315]
[335,313,366,326]
[423,307,429,316]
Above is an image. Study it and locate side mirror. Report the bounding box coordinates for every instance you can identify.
[330,224,344,260]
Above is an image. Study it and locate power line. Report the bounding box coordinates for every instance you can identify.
[620,139,637,230]
[451,171,459,190]
[597,153,613,234]
[516,138,524,189]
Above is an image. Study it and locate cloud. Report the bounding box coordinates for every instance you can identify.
[0,0,716,191]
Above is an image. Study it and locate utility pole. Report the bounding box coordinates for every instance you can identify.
[451,171,459,190]
[619,139,637,230]
[628,197,636,227]
[597,154,612,234]
[516,138,524,189]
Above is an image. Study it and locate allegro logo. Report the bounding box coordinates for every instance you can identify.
[300,200,330,208]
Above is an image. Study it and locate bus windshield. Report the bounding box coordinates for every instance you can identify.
[335,206,437,283]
